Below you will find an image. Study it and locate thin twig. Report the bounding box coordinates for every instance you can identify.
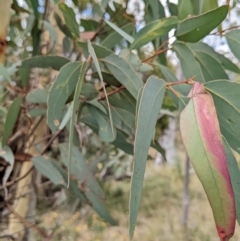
[142,47,171,63]
[211,24,240,35]
[98,85,125,101]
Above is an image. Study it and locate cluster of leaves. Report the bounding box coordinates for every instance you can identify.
[2,0,240,240]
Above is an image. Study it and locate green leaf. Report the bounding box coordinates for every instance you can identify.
[0,144,14,195]
[58,3,79,38]
[111,130,134,155]
[223,137,240,225]
[21,55,70,71]
[104,19,134,44]
[68,62,88,185]
[2,97,22,146]
[204,80,240,153]
[54,12,73,38]
[51,159,86,201]
[226,30,240,62]
[190,0,203,15]
[201,0,218,13]
[88,40,114,136]
[0,64,11,83]
[32,156,66,186]
[194,51,228,81]
[101,23,134,49]
[129,76,166,239]
[130,17,178,50]
[60,143,104,199]
[84,188,116,225]
[26,89,48,104]
[176,5,228,43]
[178,0,193,20]
[87,105,116,142]
[173,42,205,82]
[101,54,143,99]
[47,62,81,133]
[187,42,240,73]
[167,0,178,16]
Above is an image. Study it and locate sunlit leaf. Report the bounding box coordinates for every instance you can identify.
[2,97,22,146]
[130,17,178,49]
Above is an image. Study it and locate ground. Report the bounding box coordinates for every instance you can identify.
[39,162,240,241]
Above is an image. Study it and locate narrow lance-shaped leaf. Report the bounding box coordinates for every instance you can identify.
[222,137,240,225]
[129,76,166,239]
[180,82,235,241]
[176,5,228,43]
[88,40,114,137]
[2,97,22,146]
[58,3,79,38]
[101,54,143,99]
[104,19,134,44]
[130,17,178,50]
[68,62,88,186]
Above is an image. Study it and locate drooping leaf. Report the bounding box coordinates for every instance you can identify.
[201,0,218,13]
[88,40,114,136]
[47,62,81,133]
[130,17,178,50]
[32,156,66,186]
[129,76,166,239]
[2,97,22,146]
[190,0,203,15]
[84,188,116,225]
[194,51,228,81]
[101,54,143,99]
[173,42,205,82]
[204,80,240,153]
[26,89,48,104]
[104,19,134,44]
[187,42,240,73]
[59,143,104,199]
[87,104,116,142]
[21,55,70,70]
[58,3,79,38]
[178,0,193,20]
[0,64,11,82]
[180,82,235,240]
[167,0,178,16]
[68,62,88,186]
[51,159,86,201]
[101,23,134,49]
[222,137,240,225]
[176,5,228,43]
[226,30,240,62]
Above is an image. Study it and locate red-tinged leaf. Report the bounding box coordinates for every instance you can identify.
[180,82,236,241]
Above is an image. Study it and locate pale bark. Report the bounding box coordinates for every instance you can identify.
[8,119,47,240]
[0,0,12,64]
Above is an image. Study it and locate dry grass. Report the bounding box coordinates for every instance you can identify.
[39,163,240,241]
